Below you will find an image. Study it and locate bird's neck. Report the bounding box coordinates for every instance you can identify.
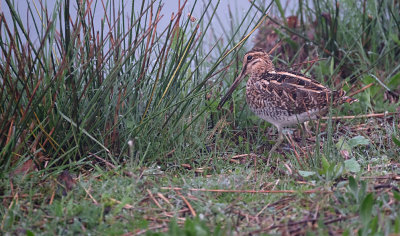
[249,62,275,80]
[250,69,273,80]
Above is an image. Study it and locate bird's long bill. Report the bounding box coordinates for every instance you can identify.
[217,69,246,110]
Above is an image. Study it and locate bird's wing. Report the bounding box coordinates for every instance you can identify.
[253,71,342,115]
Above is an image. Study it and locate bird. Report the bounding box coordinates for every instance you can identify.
[217,48,357,158]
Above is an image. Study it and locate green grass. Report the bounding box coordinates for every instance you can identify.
[1,0,400,235]
[1,160,400,235]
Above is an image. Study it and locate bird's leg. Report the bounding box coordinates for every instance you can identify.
[301,122,311,147]
[268,126,284,158]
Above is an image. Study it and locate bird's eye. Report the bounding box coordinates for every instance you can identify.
[247,55,253,61]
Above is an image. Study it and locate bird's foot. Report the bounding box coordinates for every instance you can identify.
[281,128,294,135]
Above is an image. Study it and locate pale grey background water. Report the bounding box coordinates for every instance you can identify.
[1,0,301,45]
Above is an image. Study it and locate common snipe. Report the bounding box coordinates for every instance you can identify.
[218,48,357,157]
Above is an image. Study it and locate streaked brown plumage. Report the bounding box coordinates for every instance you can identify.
[218,48,357,157]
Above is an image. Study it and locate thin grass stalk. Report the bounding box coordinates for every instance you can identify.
[172,14,271,139]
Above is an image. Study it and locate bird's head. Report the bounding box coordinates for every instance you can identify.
[217,48,274,110]
[240,48,275,76]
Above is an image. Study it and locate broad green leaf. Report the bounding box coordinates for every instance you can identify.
[344,158,361,173]
[347,136,369,148]
[321,155,330,172]
[392,134,400,147]
[332,163,344,180]
[336,137,351,152]
[298,170,316,177]
[360,193,374,224]
[342,229,350,236]
[387,72,400,90]
[361,76,380,98]
[26,230,35,236]
[348,176,358,194]
[370,215,379,233]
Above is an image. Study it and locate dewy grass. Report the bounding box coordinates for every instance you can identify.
[0,0,264,172]
[1,0,400,234]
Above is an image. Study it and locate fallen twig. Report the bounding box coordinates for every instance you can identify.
[147,189,163,209]
[109,198,134,209]
[323,112,398,120]
[0,193,43,199]
[134,225,167,236]
[361,175,400,180]
[82,186,98,205]
[348,83,373,97]
[89,152,116,169]
[163,187,329,194]
[231,154,252,159]
[251,215,350,234]
[89,152,134,177]
[175,190,197,217]
[286,133,304,169]
[157,193,173,208]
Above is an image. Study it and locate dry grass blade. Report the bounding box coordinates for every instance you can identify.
[157,193,173,208]
[323,112,399,120]
[147,189,163,209]
[175,190,197,217]
[82,186,98,205]
[109,198,135,210]
[163,187,330,194]
[348,82,374,97]
[286,133,305,168]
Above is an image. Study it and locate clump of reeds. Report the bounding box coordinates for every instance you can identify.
[0,0,269,173]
